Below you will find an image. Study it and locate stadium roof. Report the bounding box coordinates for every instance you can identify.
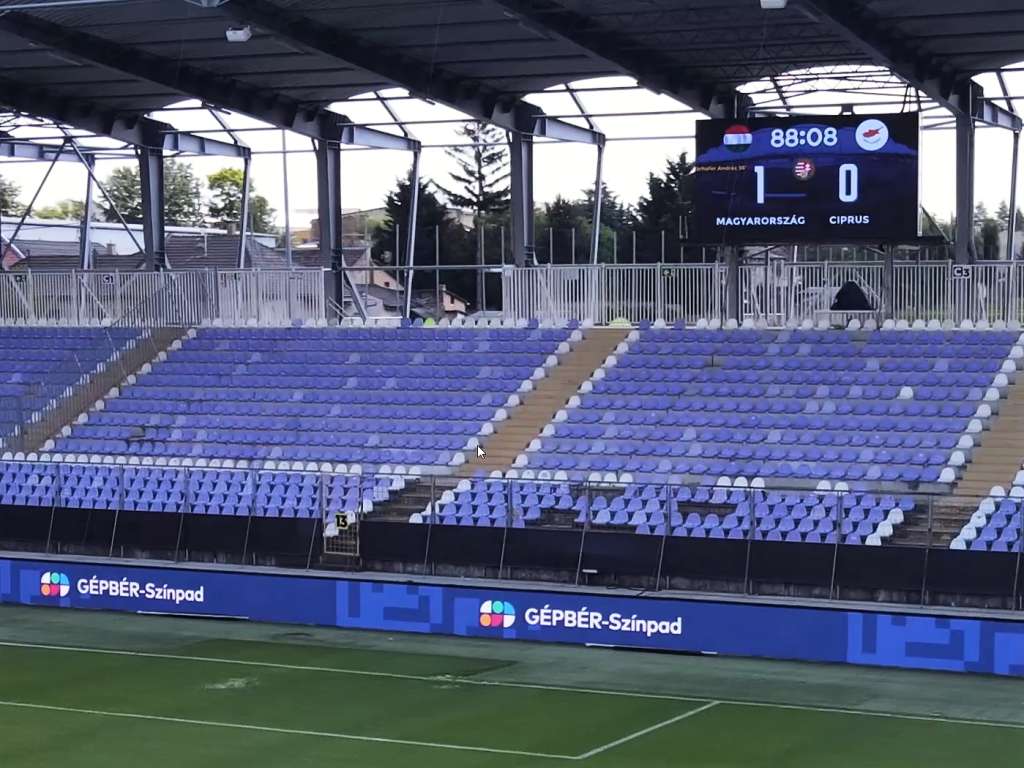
[0,0,1021,136]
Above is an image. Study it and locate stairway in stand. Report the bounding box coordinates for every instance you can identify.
[458,327,631,475]
[893,373,1024,547]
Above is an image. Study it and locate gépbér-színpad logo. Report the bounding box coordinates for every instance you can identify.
[479,599,516,629]
[75,574,205,605]
[524,605,683,638]
[40,571,70,598]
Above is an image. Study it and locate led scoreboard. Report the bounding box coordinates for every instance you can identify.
[694,113,919,243]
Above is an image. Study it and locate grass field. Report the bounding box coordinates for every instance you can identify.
[0,605,1021,767]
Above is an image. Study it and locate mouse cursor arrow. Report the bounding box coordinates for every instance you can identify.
[476,445,486,458]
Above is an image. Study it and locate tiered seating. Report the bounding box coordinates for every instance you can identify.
[525,329,1015,486]
[0,460,394,518]
[953,481,1024,552]
[52,326,568,468]
[0,461,56,506]
[419,477,574,527]
[415,476,916,545]
[0,327,139,439]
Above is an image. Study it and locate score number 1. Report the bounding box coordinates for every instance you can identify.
[754,164,859,204]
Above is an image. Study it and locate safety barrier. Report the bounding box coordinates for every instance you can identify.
[504,261,1024,328]
[0,268,326,327]
[3,262,1021,328]
[1,554,1021,675]
[503,263,724,325]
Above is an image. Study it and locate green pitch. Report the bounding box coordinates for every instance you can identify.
[0,605,1021,767]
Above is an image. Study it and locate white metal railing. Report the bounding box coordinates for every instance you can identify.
[503,261,1024,328]
[0,268,326,327]
[503,263,725,325]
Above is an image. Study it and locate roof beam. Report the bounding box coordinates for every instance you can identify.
[0,76,249,157]
[972,87,1022,131]
[0,11,419,151]
[800,0,1022,130]
[0,135,81,162]
[221,0,603,143]
[485,0,749,119]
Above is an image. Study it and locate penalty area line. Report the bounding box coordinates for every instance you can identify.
[573,701,720,760]
[1,640,1023,732]
[0,699,577,761]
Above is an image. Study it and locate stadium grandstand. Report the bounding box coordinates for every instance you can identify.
[0,2,1023,766]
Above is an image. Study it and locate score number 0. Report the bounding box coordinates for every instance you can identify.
[754,164,859,204]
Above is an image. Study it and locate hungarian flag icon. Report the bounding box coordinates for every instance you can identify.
[723,125,752,153]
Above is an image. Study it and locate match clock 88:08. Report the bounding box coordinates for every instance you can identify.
[770,127,838,148]
[692,113,920,244]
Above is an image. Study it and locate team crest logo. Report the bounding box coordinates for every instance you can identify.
[723,125,752,153]
[855,119,889,151]
[793,158,816,181]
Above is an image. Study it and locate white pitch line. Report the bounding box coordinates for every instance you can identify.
[573,701,720,760]
[1,640,1023,731]
[0,700,576,761]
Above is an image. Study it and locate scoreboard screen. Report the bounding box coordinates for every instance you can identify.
[693,113,920,244]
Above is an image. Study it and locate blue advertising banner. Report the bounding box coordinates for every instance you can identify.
[2,556,1022,677]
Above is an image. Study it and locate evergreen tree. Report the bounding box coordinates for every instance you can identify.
[0,173,22,216]
[997,201,1011,230]
[207,167,275,233]
[636,152,695,234]
[435,122,510,218]
[537,196,579,263]
[535,185,635,264]
[583,183,635,231]
[974,203,1001,260]
[435,122,510,305]
[372,171,474,304]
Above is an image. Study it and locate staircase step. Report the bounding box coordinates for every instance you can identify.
[943,365,1024,545]
[19,327,189,453]
[458,327,631,475]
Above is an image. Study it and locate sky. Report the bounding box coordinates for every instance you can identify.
[2,70,1024,234]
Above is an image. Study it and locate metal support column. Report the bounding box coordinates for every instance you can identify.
[955,113,976,264]
[237,155,252,269]
[882,244,894,320]
[138,146,165,271]
[404,149,421,319]
[281,130,292,268]
[589,140,605,265]
[79,154,96,270]
[316,140,344,307]
[1009,130,1021,261]
[724,247,740,322]
[510,132,535,266]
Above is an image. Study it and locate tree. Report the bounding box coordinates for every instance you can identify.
[534,185,635,264]
[207,167,276,233]
[576,184,636,263]
[997,201,1011,231]
[35,199,85,220]
[974,203,1001,260]
[373,171,474,304]
[435,122,510,305]
[0,174,22,216]
[101,165,143,223]
[636,152,695,234]
[100,160,204,226]
[633,152,699,262]
[435,122,510,218]
[164,160,203,227]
